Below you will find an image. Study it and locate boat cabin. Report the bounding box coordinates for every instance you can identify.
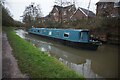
[28,28,90,43]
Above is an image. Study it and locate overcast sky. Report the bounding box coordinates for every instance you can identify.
[6,0,100,21]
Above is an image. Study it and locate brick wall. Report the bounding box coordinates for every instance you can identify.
[96,2,119,17]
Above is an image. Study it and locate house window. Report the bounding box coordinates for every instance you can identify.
[63,18,66,20]
[68,8,71,11]
[103,4,107,8]
[101,5,104,9]
[114,2,120,7]
[63,11,66,15]
[53,13,56,16]
[111,13,118,17]
[100,4,107,9]
[64,33,69,38]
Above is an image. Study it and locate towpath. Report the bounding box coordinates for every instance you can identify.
[2,32,27,78]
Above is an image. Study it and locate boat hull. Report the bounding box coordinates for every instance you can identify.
[29,33,99,50]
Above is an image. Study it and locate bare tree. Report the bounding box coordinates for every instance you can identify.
[22,2,43,28]
[0,0,5,5]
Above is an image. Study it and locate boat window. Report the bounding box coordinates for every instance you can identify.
[64,33,69,38]
[44,30,46,32]
[80,31,89,41]
[56,32,60,36]
[80,32,83,39]
[38,30,40,33]
[49,31,52,35]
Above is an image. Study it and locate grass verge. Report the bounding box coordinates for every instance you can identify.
[4,27,84,79]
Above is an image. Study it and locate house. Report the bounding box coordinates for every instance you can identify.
[70,7,95,20]
[44,4,95,22]
[45,4,76,22]
[96,0,120,17]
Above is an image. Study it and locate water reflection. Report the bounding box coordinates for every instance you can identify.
[26,38,52,52]
[59,58,102,78]
[16,30,27,39]
[15,29,118,78]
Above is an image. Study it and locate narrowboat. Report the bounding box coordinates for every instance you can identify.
[28,28,101,50]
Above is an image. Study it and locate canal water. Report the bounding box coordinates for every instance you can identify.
[16,29,118,78]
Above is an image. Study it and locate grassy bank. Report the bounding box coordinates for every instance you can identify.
[4,27,84,78]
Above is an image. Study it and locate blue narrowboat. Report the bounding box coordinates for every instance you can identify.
[28,28,101,50]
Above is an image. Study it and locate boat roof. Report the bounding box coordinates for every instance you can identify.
[31,28,89,32]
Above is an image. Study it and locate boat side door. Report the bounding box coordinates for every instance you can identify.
[80,31,89,42]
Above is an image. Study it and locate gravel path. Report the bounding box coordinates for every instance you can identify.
[2,32,27,78]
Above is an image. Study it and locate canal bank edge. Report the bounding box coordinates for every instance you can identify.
[3,27,84,78]
[2,32,27,78]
